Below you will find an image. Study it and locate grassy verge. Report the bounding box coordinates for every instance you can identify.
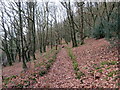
[38,47,61,76]
[43,47,56,59]
[66,47,85,79]
[100,60,118,66]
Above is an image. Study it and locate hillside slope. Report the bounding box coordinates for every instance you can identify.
[2,38,119,88]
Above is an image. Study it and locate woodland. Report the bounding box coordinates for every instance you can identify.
[0,0,120,88]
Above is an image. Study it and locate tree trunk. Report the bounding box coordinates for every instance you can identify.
[18,1,27,69]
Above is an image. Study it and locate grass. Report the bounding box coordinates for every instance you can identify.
[114,76,120,81]
[35,62,45,68]
[94,67,101,70]
[75,71,85,79]
[66,47,85,79]
[3,75,17,85]
[44,47,56,59]
[46,48,60,70]
[83,67,88,69]
[45,63,51,70]
[92,63,103,69]
[3,85,7,88]
[67,48,76,61]
[106,67,110,69]
[73,62,79,71]
[101,61,117,66]
[24,80,30,87]
[93,64,97,66]
[3,78,9,85]
[39,70,47,76]
[69,52,76,60]
[107,71,118,77]
[39,47,61,76]
[97,69,103,73]
[48,59,54,63]
[29,77,36,81]
[16,84,24,88]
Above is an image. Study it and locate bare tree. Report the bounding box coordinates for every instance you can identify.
[61,1,78,47]
[18,1,27,69]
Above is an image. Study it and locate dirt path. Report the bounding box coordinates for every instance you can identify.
[2,38,118,88]
[33,48,81,88]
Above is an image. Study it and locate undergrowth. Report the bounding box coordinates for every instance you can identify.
[39,47,61,77]
[66,47,85,79]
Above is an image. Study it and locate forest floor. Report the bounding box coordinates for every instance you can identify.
[2,38,119,88]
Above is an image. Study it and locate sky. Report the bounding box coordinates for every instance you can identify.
[2,0,120,2]
[0,0,67,36]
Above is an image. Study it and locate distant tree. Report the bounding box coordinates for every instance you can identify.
[75,2,85,45]
[61,1,78,47]
[1,11,12,66]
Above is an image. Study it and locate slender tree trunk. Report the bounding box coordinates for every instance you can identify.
[32,4,36,60]
[18,1,27,69]
[80,2,84,45]
[50,21,53,49]
[69,2,77,47]
[1,12,12,66]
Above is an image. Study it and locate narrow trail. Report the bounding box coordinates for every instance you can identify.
[2,39,118,88]
[33,48,81,88]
